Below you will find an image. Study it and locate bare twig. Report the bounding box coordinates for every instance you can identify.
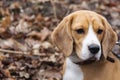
[0,49,50,56]
[50,0,57,20]
[0,49,28,54]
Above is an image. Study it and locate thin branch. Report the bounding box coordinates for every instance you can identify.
[50,0,57,20]
[0,49,49,56]
[0,49,26,54]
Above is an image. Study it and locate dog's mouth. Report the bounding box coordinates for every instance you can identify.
[74,56,97,65]
[87,56,97,61]
[83,56,98,63]
[74,55,115,65]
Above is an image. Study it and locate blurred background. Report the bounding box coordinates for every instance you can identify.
[0,0,120,80]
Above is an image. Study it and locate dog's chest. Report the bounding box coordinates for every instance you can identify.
[63,58,84,80]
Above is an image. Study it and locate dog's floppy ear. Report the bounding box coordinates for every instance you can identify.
[101,17,117,58]
[51,16,73,57]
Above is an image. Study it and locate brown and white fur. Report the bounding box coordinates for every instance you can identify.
[51,10,120,80]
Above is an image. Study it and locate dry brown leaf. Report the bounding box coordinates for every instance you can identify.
[15,19,31,34]
[41,41,52,49]
[39,27,51,41]
[25,38,41,47]
[0,53,4,60]
[25,38,41,55]
[0,16,11,33]
[30,0,50,3]
[27,27,51,41]
[19,71,30,79]
[27,31,42,39]
[32,44,40,55]
[3,69,11,77]
[0,8,10,16]
[35,14,44,23]
[20,13,35,21]
[10,2,21,9]
[0,38,28,52]
[36,70,61,80]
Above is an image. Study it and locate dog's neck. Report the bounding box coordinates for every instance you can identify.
[63,52,117,80]
[63,58,84,80]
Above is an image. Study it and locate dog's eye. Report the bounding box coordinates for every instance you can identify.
[97,29,103,34]
[76,29,84,34]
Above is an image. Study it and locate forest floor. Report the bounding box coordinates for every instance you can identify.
[0,0,120,80]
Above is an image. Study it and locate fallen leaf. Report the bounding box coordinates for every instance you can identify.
[0,38,29,52]
[19,71,30,78]
[27,27,51,41]
[41,41,52,49]
[0,16,11,33]
[15,19,31,34]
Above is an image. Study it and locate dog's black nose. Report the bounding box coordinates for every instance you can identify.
[88,44,100,54]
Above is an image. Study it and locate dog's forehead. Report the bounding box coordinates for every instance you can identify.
[71,11,103,30]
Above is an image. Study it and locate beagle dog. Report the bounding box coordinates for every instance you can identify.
[51,10,120,80]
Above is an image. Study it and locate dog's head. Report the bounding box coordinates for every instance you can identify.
[51,10,117,62]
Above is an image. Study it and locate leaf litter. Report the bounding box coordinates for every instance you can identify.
[0,0,120,80]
